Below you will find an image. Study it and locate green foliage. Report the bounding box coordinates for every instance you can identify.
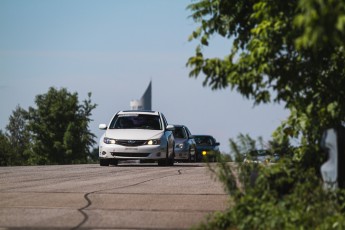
[229,133,264,162]
[88,147,100,163]
[1,87,97,166]
[197,140,345,230]
[0,131,16,166]
[187,0,345,169]
[27,87,97,164]
[5,105,31,165]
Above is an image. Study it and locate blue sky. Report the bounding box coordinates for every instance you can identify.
[0,0,289,153]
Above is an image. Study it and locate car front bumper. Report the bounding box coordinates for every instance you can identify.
[99,144,166,160]
[196,150,218,161]
[174,148,189,160]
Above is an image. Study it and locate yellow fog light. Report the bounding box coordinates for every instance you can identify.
[202,151,207,156]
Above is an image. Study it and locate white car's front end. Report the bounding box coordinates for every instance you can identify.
[98,110,175,166]
[99,129,168,160]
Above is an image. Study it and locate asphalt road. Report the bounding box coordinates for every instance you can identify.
[0,162,229,230]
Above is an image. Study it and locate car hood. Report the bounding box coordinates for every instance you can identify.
[104,129,164,140]
[196,145,214,151]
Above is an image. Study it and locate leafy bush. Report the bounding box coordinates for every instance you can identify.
[195,156,345,230]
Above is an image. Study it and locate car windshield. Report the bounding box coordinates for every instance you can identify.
[194,136,213,146]
[173,127,187,139]
[109,114,162,130]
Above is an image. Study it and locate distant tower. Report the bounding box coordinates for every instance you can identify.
[130,81,152,110]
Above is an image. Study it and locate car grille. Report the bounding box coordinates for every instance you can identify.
[111,152,151,157]
[116,140,146,146]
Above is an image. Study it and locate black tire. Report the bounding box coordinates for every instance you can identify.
[158,158,166,166]
[100,159,110,166]
[168,145,175,166]
[110,159,118,166]
[167,150,174,166]
[189,147,197,163]
[158,146,167,166]
[158,144,174,166]
[195,153,201,162]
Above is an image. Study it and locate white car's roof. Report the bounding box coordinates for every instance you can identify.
[117,110,160,116]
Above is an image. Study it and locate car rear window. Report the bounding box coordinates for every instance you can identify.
[109,114,162,130]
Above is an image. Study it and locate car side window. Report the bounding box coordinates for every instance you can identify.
[161,113,168,129]
[211,137,216,145]
[109,115,119,129]
[185,127,192,138]
[182,128,187,138]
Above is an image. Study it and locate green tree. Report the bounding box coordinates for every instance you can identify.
[229,133,256,162]
[5,105,31,165]
[27,87,97,165]
[89,147,100,163]
[187,0,345,167]
[0,130,15,166]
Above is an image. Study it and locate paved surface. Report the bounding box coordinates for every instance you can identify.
[0,163,229,229]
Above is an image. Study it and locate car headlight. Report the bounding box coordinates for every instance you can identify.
[145,139,161,145]
[103,137,116,144]
[176,143,184,149]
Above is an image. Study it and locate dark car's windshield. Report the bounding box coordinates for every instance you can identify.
[109,114,162,130]
[194,136,214,146]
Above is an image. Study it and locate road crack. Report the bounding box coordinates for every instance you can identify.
[71,168,183,230]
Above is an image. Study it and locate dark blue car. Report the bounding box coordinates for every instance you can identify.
[192,135,220,162]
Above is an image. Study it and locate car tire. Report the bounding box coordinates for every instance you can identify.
[195,153,201,162]
[158,144,174,166]
[158,146,168,166]
[189,147,197,162]
[110,159,118,166]
[100,159,109,166]
[168,146,175,166]
[157,159,166,166]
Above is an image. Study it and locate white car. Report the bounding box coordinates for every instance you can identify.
[98,110,175,166]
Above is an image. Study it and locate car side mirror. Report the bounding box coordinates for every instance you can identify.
[99,124,107,130]
[166,124,175,131]
[215,142,220,146]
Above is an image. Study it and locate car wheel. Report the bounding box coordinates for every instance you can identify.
[158,156,167,166]
[168,145,175,166]
[158,145,168,166]
[110,159,118,166]
[100,159,109,166]
[195,153,200,162]
[189,147,196,162]
[158,144,174,166]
